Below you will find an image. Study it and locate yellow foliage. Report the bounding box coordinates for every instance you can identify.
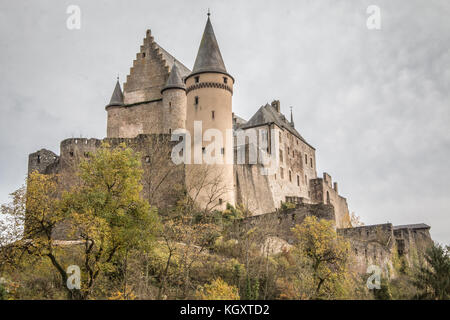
[195,278,240,300]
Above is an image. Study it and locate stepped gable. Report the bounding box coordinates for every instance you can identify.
[123,30,190,104]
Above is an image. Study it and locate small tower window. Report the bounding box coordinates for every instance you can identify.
[279,150,283,163]
[195,76,200,83]
[202,147,206,154]
[223,77,228,84]
[305,154,308,164]
[280,167,284,179]
[169,128,172,135]
[297,175,300,186]
[145,156,150,163]
[219,198,223,205]
[37,155,41,164]
[142,52,146,58]
[221,147,225,155]
[195,96,199,105]
[305,175,308,185]
[212,111,215,119]
[289,170,292,182]
[310,158,313,168]
[69,151,74,157]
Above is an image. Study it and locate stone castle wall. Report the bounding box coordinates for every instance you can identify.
[29,134,185,211]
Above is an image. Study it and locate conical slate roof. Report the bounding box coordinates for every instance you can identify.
[191,17,229,76]
[106,79,124,107]
[162,62,186,93]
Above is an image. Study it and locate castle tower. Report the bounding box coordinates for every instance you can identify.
[185,15,235,210]
[161,62,187,132]
[105,78,125,137]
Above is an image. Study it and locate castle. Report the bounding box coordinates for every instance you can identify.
[28,15,432,275]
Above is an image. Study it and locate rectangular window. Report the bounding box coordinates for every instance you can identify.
[223,77,228,84]
[297,175,300,186]
[195,76,200,83]
[280,167,284,179]
[221,147,225,155]
[279,150,283,163]
[212,111,215,119]
[289,170,292,182]
[305,154,308,164]
[310,158,313,168]
[195,96,199,105]
[202,147,206,154]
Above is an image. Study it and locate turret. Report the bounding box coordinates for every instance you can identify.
[185,14,235,209]
[106,78,125,137]
[161,62,187,132]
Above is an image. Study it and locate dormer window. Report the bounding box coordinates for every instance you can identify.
[195,76,200,83]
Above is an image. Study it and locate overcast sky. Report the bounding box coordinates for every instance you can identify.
[0,0,449,244]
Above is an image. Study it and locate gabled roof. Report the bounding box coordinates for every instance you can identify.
[162,62,186,92]
[154,42,191,78]
[191,17,229,77]
[106,79,124,107]
[240,103,313,148]
[394,223,430,230]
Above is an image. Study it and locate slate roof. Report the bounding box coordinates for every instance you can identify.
[191,17,229,77]
[240,103,313,148]
[162,62,186,92]
[106,80,124,107]
[154,42,191,78]
[393,223,430,230]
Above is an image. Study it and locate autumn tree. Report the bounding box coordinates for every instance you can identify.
[289,216,351,299]
[0,143,160,299]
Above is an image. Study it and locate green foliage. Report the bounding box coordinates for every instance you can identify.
[280,202,296,212]
[373,277,393,300]
[0,283,7,300]
[412,243,450,300]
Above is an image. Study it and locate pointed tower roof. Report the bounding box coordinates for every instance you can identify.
[190,16,231,79]
[106,78,124,108]
[162,62,186,93]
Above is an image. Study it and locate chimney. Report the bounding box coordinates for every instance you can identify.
[271,100,280,113]
[334,182,338,193]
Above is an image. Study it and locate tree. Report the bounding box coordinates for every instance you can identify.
[290,216,351,299]
[195,278,240,300]
[0,143,160,299]
[412,243,450,300]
